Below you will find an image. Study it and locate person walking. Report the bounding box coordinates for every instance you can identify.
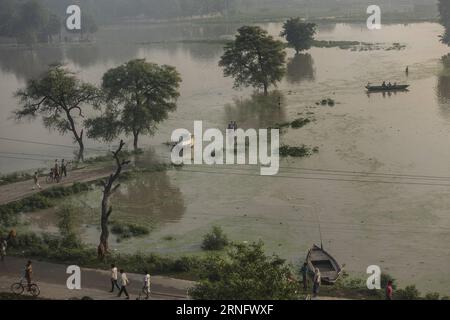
[300,262,309,291]
[118,269,130,299]
[0,238,7,262]
[110,264,120,293]
[143,271,151,300]
[32,172,41,190]
[53,160,60,182]
[60,159,67,178]
[24,261,33,291]
[386,280,394,300]
[312,268,321,297]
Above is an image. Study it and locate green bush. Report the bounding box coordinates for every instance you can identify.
[395,285,421,300]
[201,226,229,251]
[110,221,150,242]
[424,292,440,300]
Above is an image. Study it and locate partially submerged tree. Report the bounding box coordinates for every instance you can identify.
[190,241,299,300]
[15,65,102,161]
[86,59,181,151]
[280,18,317,54]
[98,140,130,259]
[219,26,286,95]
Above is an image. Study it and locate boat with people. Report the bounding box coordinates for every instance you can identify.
[306,244,343,284]
[366,82,409,92]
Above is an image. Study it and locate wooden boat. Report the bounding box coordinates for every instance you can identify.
[306,244,343,284]
[366,84,409,92]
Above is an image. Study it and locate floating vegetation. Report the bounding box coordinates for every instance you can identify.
[279,145,317,158]
[272,117,313,131]
[312,40,406,52]
[316,98,336,106]
[110,221,151,242]
[290,118,311,129]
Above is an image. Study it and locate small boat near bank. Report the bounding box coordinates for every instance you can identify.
[306,244,343,284]
[365,84,409,92]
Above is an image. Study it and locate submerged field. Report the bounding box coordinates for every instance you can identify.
[1,22,450,294]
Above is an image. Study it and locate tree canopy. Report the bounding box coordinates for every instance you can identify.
[14,65,102,161]
[85,59,181,151]
[0,0,61,45]
[190,241,299,300]
[280,18,317,54]
[219,26,286,95]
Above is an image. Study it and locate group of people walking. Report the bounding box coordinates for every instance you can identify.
[32,159,69,190]
[50,159,68,181]
[110,264,151,300]
[227,121,238,131]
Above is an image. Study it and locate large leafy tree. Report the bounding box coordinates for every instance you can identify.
[15,65,102,161]
[190,241,300,300]
[439,0,450,45]
[86,59,181,151]
[280,18,317,54]
[219,26,286,95]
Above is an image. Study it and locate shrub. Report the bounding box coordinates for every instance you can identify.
[395,285,421,300]
[381,273,397,290]
[424,292,440,300]
[201,226,229,251]
[110,221,150,242]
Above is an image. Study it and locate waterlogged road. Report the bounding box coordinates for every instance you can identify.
[0,166,114,205]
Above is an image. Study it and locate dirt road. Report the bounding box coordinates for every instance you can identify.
[0,257,191,300]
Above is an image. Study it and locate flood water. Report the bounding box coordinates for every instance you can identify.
[3,22,450,294]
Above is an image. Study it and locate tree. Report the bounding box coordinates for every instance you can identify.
[280,18,317,54]
[98,140,130,259]
[42,13,61,43]
[86,59,181,151]
[190,241,300,300]
[219,26,286,95]
[439,0,450,45]
[15,65,102,161]
[13,0,48,46]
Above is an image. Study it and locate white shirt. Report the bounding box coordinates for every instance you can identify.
[144,274,151,287]
[121,273,129,286]
[111,267,118,280]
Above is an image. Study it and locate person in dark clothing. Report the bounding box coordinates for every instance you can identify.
[60,159,67,178]
[300,262,309,291]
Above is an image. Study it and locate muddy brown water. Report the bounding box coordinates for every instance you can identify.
[3,22,450,294]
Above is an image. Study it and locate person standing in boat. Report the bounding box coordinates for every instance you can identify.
[382,81,386,88]
[313,268,321,297]
[300,262,309,291]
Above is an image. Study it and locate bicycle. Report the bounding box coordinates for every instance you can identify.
[11,278,40,297]
[45,171,61,184]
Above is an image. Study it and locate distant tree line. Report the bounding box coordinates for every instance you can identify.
[439,0,450,45]
[0,0,98,45]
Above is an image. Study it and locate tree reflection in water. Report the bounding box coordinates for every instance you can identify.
[285,53,315,84]
[224,91,287,130]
